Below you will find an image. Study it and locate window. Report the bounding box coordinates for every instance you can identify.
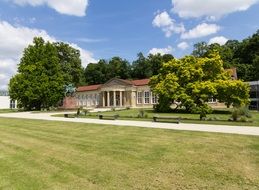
[144,91,150,104]
[152,93,158,104]
[137,92,143,104]
[10,100,16,109]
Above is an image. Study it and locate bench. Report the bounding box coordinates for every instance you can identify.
[153,115,181,123]
[99,114,119,120]
[64,114,76,118]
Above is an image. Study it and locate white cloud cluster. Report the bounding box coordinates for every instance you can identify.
[10,0,88,16]
[152,11,185,37]
[0,21,96,90]
[172,0,259,19]
[177,42,189,50]
[181,23,220,39]
[208,36,229,45]
[149,46,173,55]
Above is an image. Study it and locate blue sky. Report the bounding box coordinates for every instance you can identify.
[0,0,259,89]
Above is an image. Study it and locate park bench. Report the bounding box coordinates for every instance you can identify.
[153,115,181,124]
[64,113,76,118]
[99,114,119,120]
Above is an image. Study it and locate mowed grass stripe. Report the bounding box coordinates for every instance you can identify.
[0,118,259,189]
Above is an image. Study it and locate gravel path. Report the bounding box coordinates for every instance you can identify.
[1,112,259,136]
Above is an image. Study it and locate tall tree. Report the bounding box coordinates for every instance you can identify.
[9,37,65,110]
[131,52,152,79]
[108,57,131,79]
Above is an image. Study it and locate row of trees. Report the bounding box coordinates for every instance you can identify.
[192,30,259,81]
[84,53,174,85]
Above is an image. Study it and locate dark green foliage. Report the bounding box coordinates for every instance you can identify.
[192,30,259,81]
[9,37,83,110]
[54,42,84,86]
[84,52,174,85]
[153,95,172,113]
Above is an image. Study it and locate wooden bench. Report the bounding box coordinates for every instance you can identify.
[99,114,119,120]
[153,115,181,123]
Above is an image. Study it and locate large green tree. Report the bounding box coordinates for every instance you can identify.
[150,52,250,116]
[9,37,83,110]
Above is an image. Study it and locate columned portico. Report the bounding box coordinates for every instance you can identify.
[102,90,125,107]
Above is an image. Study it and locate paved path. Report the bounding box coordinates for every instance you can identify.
[0,112,259,136]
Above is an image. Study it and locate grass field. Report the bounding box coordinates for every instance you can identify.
[67,108,259,127]
[0,118,259,189]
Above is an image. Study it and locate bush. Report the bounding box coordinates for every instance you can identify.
[111,107,116,112]
[126,106,130,110]
[231,106,251,121]
[83,109,89,116]
[137,109,145,118]
[240,116,248,122]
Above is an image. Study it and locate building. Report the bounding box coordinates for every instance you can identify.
[248,81,259,110]
[0,91,17,109]
[76,78,158,108]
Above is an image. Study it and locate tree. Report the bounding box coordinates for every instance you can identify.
[147,53,174,76]
[131,52,152,79]
[9,37,65,110]
[150,52,250,118]
[54,42,84,86]
[107,57,131,79]
[84,60,109,85]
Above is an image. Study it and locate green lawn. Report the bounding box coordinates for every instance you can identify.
[69,108,259,127]
[0,109,18,113]
[0,118,259,189]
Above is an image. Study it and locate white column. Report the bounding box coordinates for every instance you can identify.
[102,92,105,107]
[107,91,110,107]
[120,91,123,107]
[113,91,116,107]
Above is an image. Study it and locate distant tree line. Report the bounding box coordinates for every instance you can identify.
[192,30,259,81]
[84,53,174,85]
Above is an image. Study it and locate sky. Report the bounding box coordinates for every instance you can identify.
[0,0,259,90]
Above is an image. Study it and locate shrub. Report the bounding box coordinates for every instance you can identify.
[240,116,248,122]
[111,107,116,112]
[126,106,130,110]
[231,106,251,121]
[83,109,89,116]
[138,109,145,118]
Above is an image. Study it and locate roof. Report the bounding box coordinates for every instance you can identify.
[77,78,150,92]
[131,79,150,86]
[77,84,101,92]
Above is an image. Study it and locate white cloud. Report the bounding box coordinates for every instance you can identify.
[152,11,185,37]
[10,0,88,16]
[0,20,96,90]
[149,46,173,55]
[172,0,259,19]
[177,42,189,50]
[181,23,220,39]
[208,36,229,45]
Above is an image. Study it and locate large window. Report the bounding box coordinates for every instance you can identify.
[137,92,143,104]
[144,91,150,104]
